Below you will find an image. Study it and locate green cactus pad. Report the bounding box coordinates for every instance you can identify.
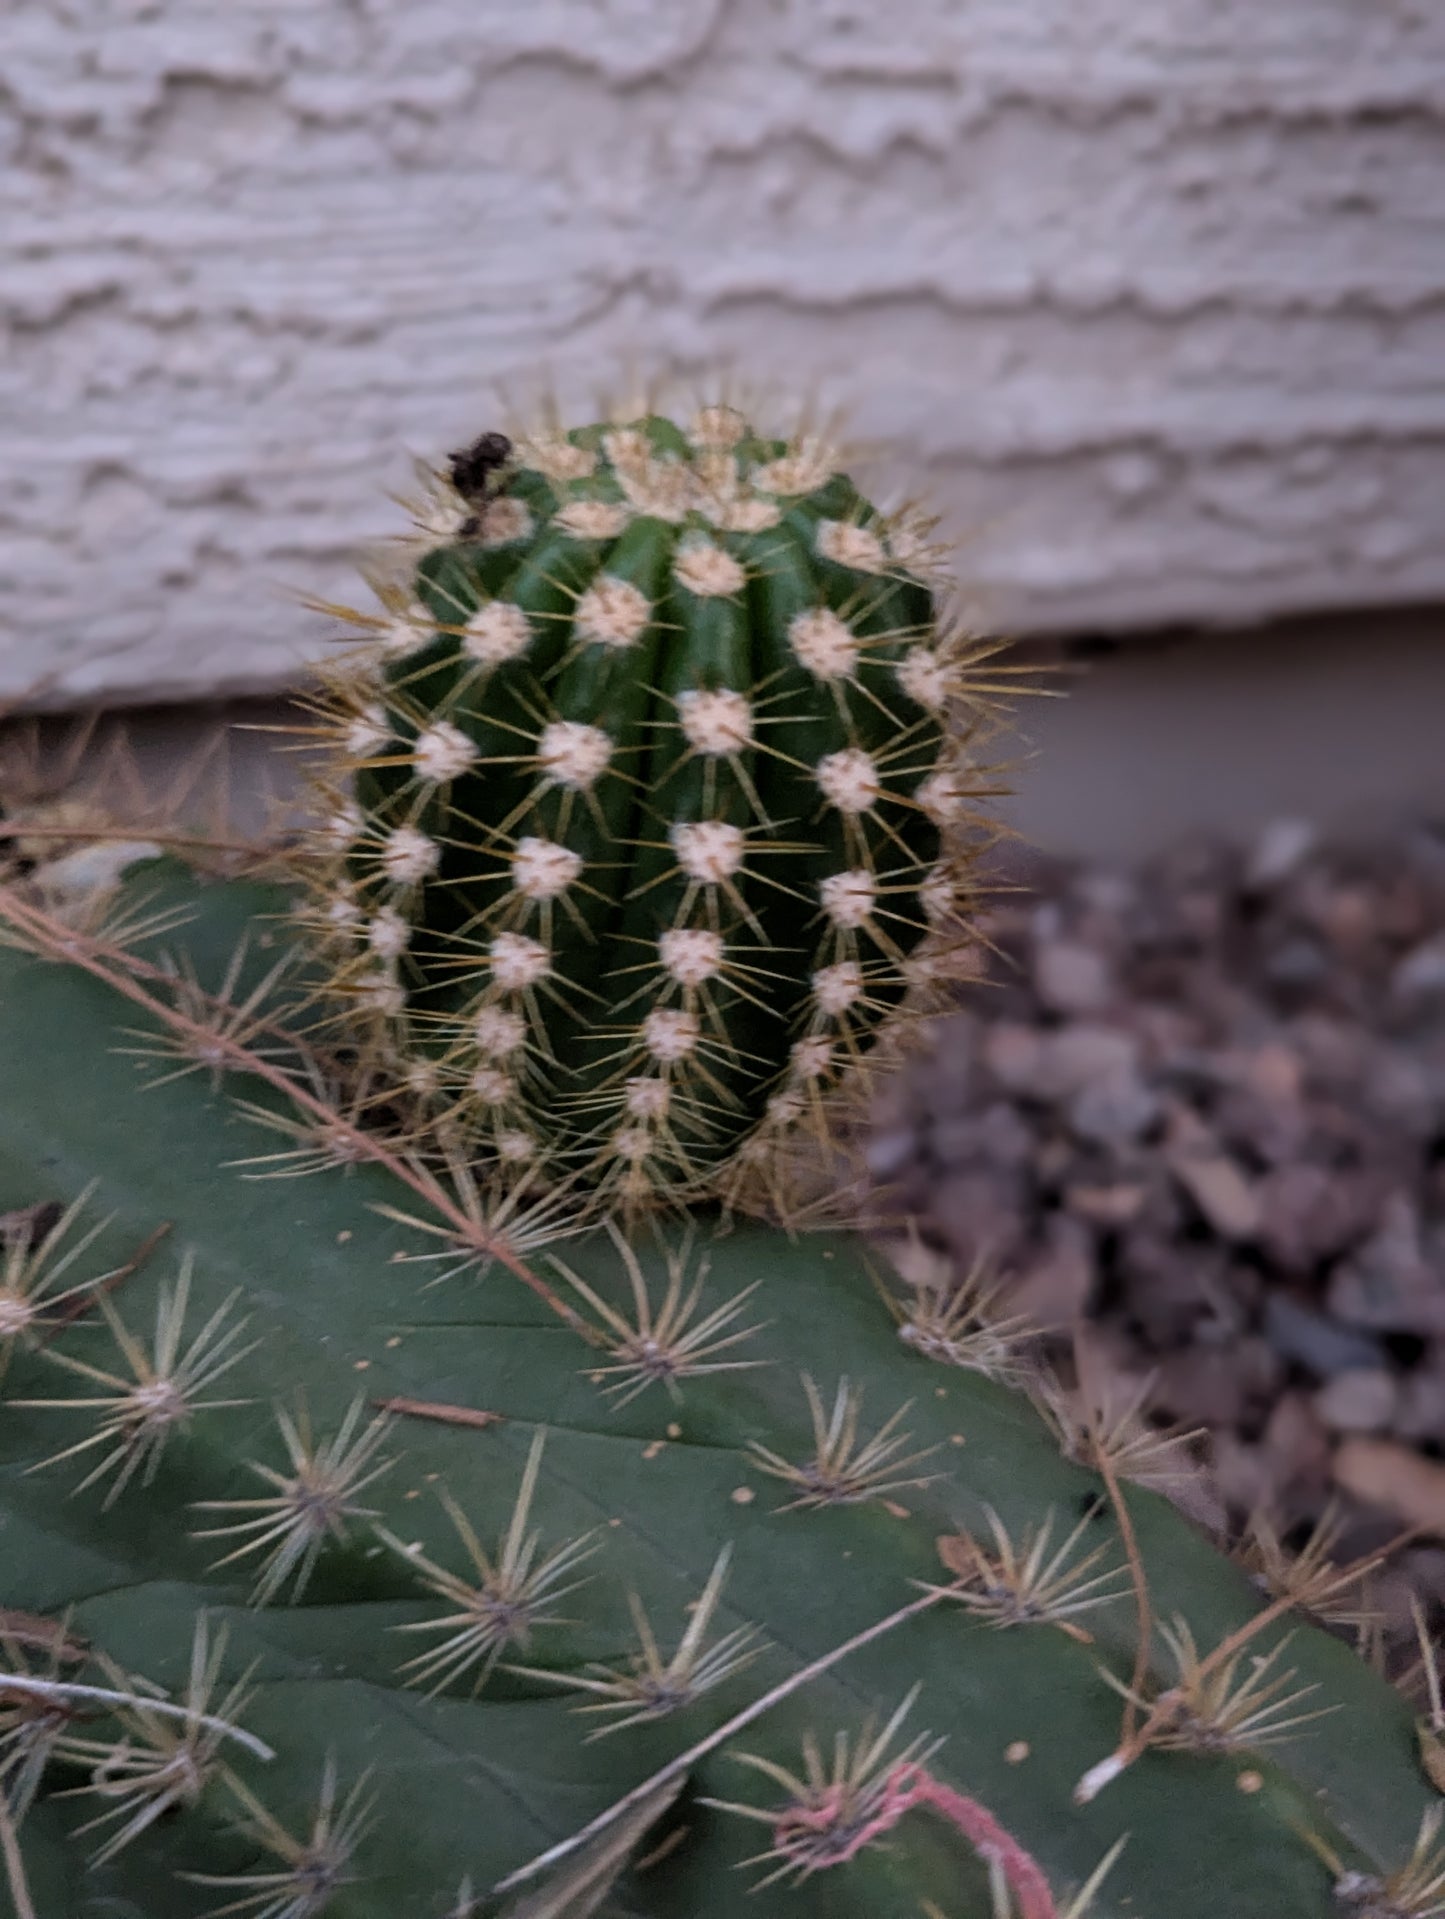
[301,406,991,1209]
[0,866,1439,1918]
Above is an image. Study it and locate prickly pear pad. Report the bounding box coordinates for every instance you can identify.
[0,866,1437,1918]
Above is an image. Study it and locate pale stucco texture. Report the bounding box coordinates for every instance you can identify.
[5,0,1445,705]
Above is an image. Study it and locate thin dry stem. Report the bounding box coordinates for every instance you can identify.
[1094,1426,1152,1749]
[0,1675,273,1762]
[39,1221,173,1345]
[1073,1555,1382,1803]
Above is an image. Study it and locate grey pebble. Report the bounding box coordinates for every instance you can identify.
[1263,1294,1386,1378]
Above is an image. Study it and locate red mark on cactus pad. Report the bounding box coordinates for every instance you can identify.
[772,1763,1057,1917]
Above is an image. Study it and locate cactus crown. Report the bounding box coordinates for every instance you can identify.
[299,403,997,1213]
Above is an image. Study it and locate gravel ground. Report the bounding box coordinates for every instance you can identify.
[870,815,1445,1653]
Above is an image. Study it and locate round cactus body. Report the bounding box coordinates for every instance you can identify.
[303,405,987,1204]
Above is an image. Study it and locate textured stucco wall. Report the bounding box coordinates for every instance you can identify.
[5,0,1445,706]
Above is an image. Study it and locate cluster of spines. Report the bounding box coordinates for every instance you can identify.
[296,403,993,1206]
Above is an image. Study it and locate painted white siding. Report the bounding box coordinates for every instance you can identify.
[4,0,1444,705]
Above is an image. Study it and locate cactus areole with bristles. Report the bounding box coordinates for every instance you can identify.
[304,405,984,1204]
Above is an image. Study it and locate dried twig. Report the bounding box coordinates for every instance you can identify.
[38,1221,172,1344]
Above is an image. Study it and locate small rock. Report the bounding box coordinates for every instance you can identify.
[1150,1348,1248,1429]
[1403,1546,1445,1606]
[1217,1261,1264,1318]
[1179,887,1230,943]
[1211,1431,1273,1517]
[1072,869,1137,917]
[931,1170,1027,1271]
[1260,1391,1333,1502]
[1161,1100,1214,1155]
[1331,1509,1416,1565]
[1333,1437,1445,1535]
[1033,1136,1076,1184]
[1393,933,1445,1004]
[1327,1194,1445,1336]
[1263,1295,1385,1377]
[1312,883,1377,959]
[913,1017,977,1103]
[1362,1050,1435,1136]
[1006,1216,1094,1329]
[1239,1334,1286,1396]
[1312,1368,1399,1434]
[1132,1174,1190,1240]
[1035,939,1114,1016]
[1038,1025,1141,1102]
[1214,1087,1309,1168]
[1165,1134,1261,1241]
[1393,1365,1445,1444]
[1134,1004,1206,1056]
[1246,817,1317,891]
[1289,1014,1370,1087]
[1068,1322,1157,1427]
[1257,1164,1386,1272]
[1356,1563,1431,1639]
[865,1124,920,1183]
[930,1103,1035,1173]
[980,1102,1038,1169]
[1064,1182,1148,1227]
[1239,1041,1305,1106]
[1375,866,1431,946]
[1069,1072,1159,1148]
[1265,937,1330,995]
[981,1024,1046,1096]
[927,1113,990,1170]
[1118,1239,1223,1347]
[1192,1280,1257,1348]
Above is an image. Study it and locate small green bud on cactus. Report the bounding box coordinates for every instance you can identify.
[300,403,991,1209]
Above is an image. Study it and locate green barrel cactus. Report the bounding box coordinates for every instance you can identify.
[0,859,1441,1919]
[299,403,991,1209]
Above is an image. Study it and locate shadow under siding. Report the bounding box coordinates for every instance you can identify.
[3,602,1443,864]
